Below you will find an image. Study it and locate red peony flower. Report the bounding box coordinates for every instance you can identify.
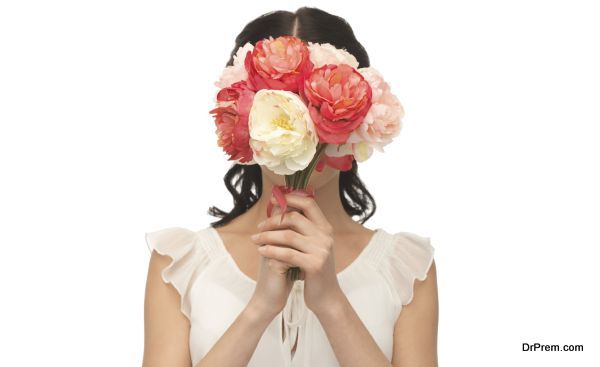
[300,64,372,144]
[209,80,255,164]
[244,35,313,92]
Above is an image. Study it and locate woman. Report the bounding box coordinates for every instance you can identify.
[143,7,438,367]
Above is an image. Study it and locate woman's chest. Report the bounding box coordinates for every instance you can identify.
[186,258,399,366]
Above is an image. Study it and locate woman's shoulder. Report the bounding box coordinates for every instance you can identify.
[373,227,436,306]
[144,225,219,320]
[378,227,434,255]
[144,225,223,258]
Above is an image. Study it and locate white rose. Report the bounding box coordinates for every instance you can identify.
[248,89,318,175]
[307,42,359,69]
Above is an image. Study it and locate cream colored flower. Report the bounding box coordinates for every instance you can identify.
[215,42,254,89]
[324,141,373,162]
[307,42,359,69]
[248,89,318,175]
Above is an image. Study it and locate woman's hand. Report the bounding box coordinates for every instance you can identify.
[249,193,345,315]
[248,204,295,320]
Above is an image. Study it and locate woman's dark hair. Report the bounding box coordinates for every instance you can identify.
[208,6,376,228]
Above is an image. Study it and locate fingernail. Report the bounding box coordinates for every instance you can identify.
[250,233,260,241]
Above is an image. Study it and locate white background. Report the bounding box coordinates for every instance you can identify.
[1,0,598,366]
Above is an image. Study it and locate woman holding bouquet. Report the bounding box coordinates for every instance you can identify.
[143,6,438,367]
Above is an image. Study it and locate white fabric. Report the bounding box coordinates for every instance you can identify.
[145,225,435,367]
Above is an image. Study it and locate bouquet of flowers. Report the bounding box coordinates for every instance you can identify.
[210,35,404,280]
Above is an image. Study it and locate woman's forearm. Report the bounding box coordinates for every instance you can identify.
[195,299,275,367]
[314,291,392,367]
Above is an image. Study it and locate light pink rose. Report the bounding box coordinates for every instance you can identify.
[307,42,360,69]
[346,67,404,153]
[214,42,254,89]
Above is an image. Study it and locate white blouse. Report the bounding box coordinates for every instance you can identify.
[145,225,435,367]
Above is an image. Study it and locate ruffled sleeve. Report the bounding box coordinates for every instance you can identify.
[145,227,210,321]
[380,231,435,307]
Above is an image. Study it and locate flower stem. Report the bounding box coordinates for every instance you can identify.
[282,143,328,281]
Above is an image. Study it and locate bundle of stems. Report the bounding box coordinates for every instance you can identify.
[282,143,328,281]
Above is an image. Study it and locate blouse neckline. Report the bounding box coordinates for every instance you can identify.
[205,225,383,286]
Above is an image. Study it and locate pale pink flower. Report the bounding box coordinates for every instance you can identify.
[307,42,359,69]
[345,67,404,153]
[214,42,254,89]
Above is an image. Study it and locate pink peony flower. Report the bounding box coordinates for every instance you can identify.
[215,42,254,89]
[209,80,256,164]
[244,35,313,92]
[346,67,404,152]
[307,42,359,69]
[300,63,372,144]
